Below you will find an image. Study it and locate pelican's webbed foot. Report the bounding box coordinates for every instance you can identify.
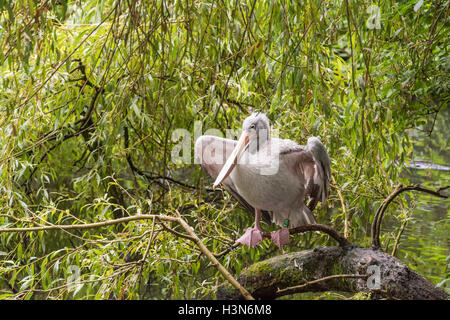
[270,228,290,248]
[236,227,264,248]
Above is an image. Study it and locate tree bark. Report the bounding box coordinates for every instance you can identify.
[216,245,448,300]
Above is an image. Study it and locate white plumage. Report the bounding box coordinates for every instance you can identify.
[195,113,331,247]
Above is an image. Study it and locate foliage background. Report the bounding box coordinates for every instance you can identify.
[0,0,448,299]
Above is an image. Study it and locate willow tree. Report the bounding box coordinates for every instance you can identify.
[0,0,448,299]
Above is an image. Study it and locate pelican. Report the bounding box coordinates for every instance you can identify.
[194,113,331,248]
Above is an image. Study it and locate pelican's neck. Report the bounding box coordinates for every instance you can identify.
[247,134,270,154]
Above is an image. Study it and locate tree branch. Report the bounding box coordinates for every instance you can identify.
[0,214,179,234]
[213,223,349,258]
[371,184,448,249]
[285,224,350,247]
[175,212,255,301]
[216,246,449,300]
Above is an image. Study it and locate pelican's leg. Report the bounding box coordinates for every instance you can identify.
[236,209,264,248]
[270,213,290,248]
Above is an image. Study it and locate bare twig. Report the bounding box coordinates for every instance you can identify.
[160,222,196,242]
[276,274,367,297]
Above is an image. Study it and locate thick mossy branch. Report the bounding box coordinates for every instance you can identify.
[216,246,449,300]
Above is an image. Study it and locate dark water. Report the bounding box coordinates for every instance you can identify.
[383,107,449,293]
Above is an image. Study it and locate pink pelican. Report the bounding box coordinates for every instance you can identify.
[195,113,331,248]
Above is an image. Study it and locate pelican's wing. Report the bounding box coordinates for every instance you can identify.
[195,135,271,223]
[306,137,331,205]
[280,137,331,212]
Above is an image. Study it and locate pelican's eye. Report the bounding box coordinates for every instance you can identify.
[250,124,256,130]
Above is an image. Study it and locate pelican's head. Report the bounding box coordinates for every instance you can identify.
[242,112,271,146]
[213,112,271,188]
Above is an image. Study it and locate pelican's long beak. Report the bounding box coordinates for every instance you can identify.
[213,131,249,188]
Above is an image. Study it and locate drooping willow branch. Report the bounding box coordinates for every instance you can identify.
[371,184,449,249]
[23,59,104,194]
[0,213,254,300]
